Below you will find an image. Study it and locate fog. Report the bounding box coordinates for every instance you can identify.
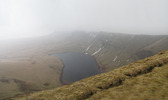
[0,0,168,39]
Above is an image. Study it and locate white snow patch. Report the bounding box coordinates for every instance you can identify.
[92,48,102,56]
[86,44,92,51]
[113,56,118,61]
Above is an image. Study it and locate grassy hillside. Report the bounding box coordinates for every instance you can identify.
[13,50,168,100]
[0,32,168,99]
[0,55,63,100]
[64,32,168,71]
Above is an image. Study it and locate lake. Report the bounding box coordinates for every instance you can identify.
[53,52,102,84]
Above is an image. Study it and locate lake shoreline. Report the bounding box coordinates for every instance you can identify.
[59,58,66,85]
[53,52,104,85]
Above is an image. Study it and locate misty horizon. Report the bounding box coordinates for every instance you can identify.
[0,1,168,99]
[0,0,168,39]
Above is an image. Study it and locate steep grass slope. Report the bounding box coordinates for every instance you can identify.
[14,50,168,100]
[89,64,168,100]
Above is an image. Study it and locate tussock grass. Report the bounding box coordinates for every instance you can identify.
[89,64,168,100]
[13,50,168,100]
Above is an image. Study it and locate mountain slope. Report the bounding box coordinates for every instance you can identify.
[13,50,168,100]
[89,64,168,100]
[1,32,168,99]
[65,32,168,71]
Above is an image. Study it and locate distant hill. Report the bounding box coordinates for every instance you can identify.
[13,50,168,100]
[1,32,168,99]
[60,32,168,71]
[1,32,168,71]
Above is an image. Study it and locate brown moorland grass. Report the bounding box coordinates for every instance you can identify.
[13,50,168,100]
[89,64,168,100]
[0,54,63,100]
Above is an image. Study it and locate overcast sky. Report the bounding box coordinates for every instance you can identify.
[0,0,168,39]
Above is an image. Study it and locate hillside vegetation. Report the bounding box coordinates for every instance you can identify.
[14,50,168,100]
[67,32,168,71]
[1,32,168,99]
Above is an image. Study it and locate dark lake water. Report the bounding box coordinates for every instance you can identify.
[53,52,102,84]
